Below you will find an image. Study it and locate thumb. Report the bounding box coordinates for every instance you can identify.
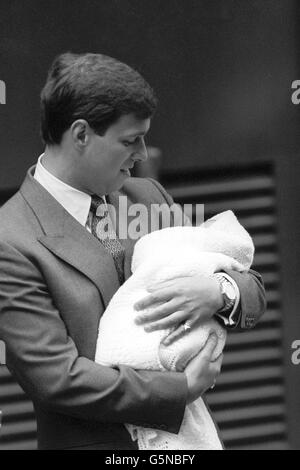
[200,333,218,361]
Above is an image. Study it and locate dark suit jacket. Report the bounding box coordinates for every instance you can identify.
[0,167,266,450]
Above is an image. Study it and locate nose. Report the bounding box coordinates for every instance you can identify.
[133,138,148,163]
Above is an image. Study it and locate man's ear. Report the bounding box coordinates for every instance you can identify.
[70,119,90,147]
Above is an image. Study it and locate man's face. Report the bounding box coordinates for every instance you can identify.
[79,113,151,195]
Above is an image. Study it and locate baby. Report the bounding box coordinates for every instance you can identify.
[95,210,254,450]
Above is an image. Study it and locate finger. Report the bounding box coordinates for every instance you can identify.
[205,357,223,387]
[162,315,199,345]
[147,281,173,292]
[147,274,192,292]
[162,325,185,346]
[134,289,174,312]
[211,353,224,373]
[207,357,224,385]
[162,327,184,345]
[198,334,218,361]
[147,279,184,292]
[135,299,181,325]
[143,311,186,333]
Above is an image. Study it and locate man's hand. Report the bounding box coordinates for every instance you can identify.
[184,334,223,403]
[134,274,224,342]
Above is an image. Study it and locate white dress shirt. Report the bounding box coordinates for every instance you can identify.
[34,154,107,232]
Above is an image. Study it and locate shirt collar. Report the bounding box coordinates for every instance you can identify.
[34,154,98,227]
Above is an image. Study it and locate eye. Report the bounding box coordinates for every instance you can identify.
[123,136,143,147]
[123,140,135,147]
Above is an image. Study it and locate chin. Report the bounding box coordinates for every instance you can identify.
[107,180,126,194]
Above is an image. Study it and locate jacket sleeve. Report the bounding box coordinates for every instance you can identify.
[147,178,267,331]
[0,241,187,433]
[223,268,267,330]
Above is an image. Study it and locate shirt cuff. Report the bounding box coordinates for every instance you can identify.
[215,273,241,327]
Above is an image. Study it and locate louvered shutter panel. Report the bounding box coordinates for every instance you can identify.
[161,163,288,450]
[0,367,37,449]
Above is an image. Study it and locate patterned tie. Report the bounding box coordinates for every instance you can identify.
[90,195,125,285]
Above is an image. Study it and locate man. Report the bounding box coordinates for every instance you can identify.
[0,53,266,450]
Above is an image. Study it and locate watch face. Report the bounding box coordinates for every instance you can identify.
[224,282,236,301]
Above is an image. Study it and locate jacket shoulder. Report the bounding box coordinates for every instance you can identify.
[120,177,172,205]
[0,190,38,245]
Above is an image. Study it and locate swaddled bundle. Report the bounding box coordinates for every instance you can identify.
[95,210,254,450]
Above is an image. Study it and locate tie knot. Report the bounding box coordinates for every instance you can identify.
[90,195,105,215]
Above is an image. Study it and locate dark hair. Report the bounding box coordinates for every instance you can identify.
[40,52,158,145]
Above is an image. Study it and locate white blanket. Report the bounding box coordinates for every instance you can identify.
[95,210,254,450]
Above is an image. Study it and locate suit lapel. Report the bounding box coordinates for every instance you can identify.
[39,219,120,308]
[20,167,120,307]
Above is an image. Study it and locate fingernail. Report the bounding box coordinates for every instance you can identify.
[144,325,153,332]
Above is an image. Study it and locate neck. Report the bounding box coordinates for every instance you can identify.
[42,146,82,190]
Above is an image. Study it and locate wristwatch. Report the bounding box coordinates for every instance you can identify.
[214,273,237,314]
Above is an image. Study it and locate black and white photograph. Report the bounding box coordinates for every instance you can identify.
[0,0,299,453]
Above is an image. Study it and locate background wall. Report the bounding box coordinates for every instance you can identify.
[0,0,299,450]
[0,0,299,184]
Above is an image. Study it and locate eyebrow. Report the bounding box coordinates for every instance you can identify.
[122,131,148,138]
